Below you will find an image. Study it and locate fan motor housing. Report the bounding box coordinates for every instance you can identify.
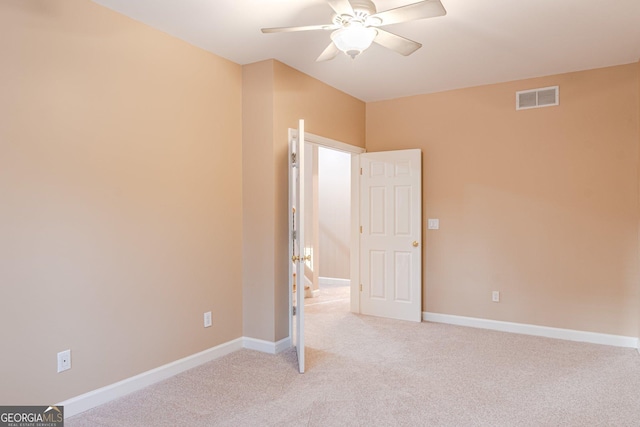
[351,0,377,15]
[333,0,377,25]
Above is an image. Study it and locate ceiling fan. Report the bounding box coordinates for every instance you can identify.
[261,0,446,61]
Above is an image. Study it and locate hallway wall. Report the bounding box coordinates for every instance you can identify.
[318,147,351,280]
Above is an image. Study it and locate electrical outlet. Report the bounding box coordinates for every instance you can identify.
[204,311,212,328]
[492,291,500,302]
[57,349,71,373]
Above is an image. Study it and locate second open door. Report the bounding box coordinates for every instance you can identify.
[359,149,422,322]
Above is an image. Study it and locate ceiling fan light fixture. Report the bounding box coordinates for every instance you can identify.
[330,24,377,59]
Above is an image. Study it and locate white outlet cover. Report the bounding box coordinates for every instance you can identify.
[57,349,71,373]
[428,219,439,230]
[204,311,212,328]
[492,291,500,302]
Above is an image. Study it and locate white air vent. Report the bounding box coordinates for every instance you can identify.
[516,86,559,110]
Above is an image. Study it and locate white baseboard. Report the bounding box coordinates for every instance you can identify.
[274,337,292,354]
[319,277,350,287]
[58,338,243,417]
[59,335,293,418]
[243,336,291,354]
[423,312,639,349]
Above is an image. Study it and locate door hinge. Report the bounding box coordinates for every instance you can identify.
[292,306,297,316]
[359,284,363,292]
[291,152,297,164]
[360,167,362,175]
[292,230,297,240]
[360,226,362,234]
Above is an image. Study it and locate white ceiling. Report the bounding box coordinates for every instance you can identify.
[92,0,640,102]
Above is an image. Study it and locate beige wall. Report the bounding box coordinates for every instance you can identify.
[0,0,243,405]
[242,60,365,341]
[367,64,640,337]
[242,61,276,341]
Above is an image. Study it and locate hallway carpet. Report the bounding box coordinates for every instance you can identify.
[67,296,640,426]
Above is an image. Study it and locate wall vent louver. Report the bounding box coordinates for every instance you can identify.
[516,86,559,110]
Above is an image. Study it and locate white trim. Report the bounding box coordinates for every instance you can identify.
[59,335,294,418]
[287,127,296,352]
[289,128,367,154]
[301,131,366,154]
[243,336,291,355]
[319,277,351,287]
[58,338,243,417]
[274,337,292,354]
[350,153,361,314]
[423,312,639,349]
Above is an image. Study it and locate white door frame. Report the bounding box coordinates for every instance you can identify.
[288,121,306,372]
[287,129,365,336]
[349,148,362,314]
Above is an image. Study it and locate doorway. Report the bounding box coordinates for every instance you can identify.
[303,145,352,308]
[289,126,423,373]
[289,129,366,318]
[291,130,422,322]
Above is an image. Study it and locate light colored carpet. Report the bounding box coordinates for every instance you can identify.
[67,288,640,426]
[304,281,350,307]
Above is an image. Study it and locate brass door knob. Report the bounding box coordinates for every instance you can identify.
[412,241,419,247]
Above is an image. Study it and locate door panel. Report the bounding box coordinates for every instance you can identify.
[370,251,386,299]
[395,252,412,301]
[288,120,305,373]
[395,186,411,235]
[360,149,422,322]
[370,187,386,234]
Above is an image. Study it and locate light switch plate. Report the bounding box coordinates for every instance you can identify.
[428,219,439,230]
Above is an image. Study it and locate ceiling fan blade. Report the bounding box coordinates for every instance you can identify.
[327,0,355,17]
[369,0,446,26]
[373,28,422,56]
[316,42,341,62]
[261,24,336,33]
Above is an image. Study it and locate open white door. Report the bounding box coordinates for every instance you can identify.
[289,120,306,373]
[360,149,422,322]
